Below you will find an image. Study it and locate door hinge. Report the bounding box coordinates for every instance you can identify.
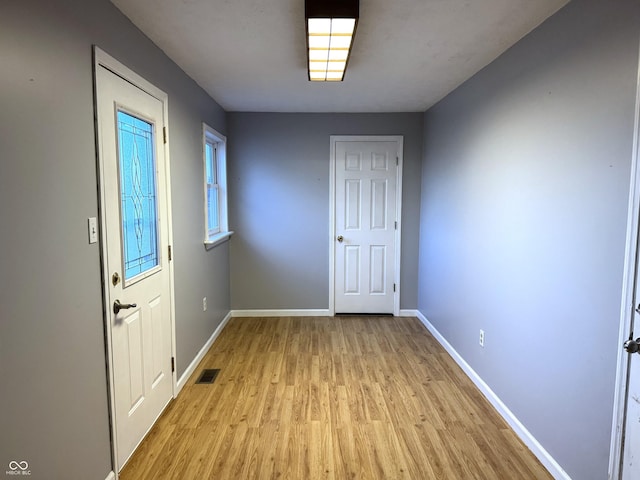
[168,245,172,261]
[396,156,399,166]
[171,356,175,373]
[163,126,167,144]
[393,283,396,292]
[395,221,398,230]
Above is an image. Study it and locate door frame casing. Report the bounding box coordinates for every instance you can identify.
[93,46,177,475]
[329,135,404,316]
[609,39,640,480]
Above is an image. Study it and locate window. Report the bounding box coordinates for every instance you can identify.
[203,124,230,245]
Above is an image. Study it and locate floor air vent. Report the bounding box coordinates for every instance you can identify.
[195,368,220,384]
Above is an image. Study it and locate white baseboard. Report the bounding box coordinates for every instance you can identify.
[231,309,417,318]
[105,471,115,480]
[413,310,571,480]
[231,309,331,317]
[176,311,232,394]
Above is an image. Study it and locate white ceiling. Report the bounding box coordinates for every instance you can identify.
[111,0,569,113]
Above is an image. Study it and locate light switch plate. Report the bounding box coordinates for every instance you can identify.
[88,217,98,244]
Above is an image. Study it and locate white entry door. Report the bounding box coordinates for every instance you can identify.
[95,56,174,470]
[332,137,402,314]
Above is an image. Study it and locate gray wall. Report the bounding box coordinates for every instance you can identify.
[0,0,229,478]
[418,0,640,478]
[227,113,423,311]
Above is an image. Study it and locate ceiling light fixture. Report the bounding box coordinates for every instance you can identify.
[305,0,359,82]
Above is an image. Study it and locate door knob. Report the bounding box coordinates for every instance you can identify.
[113,299,137,315]
[624,338,640,354]
[337,235,344,243]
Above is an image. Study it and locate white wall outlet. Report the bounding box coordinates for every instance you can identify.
[479,329,485,347]
[203,297,207,312]
[88,217,98,244]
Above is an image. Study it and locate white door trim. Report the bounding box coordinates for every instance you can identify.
[93,47,177,476]
[329,135,403,316]
[609,38,640,480]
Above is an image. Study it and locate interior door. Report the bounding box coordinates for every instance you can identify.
[334,139,399,314]
[622,301,640,479]
[96,64,173,470]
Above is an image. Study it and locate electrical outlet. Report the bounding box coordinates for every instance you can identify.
[203,297,207,312]
[479,329,485,347]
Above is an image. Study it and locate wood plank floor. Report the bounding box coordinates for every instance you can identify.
[120,316,553,479]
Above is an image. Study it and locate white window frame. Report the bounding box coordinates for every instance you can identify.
[203,123,231,246]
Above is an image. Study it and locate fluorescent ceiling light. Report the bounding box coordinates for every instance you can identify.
[305,0,359,82]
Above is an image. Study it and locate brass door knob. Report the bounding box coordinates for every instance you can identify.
[337,235,344,243]
[624,338,640,354]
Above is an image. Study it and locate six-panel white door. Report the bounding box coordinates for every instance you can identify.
[96,65,173,470]
[622,269,640,480]
[334,140,399,314]
[622,345,640,480]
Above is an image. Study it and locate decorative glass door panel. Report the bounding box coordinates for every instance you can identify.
[116,110,160,282]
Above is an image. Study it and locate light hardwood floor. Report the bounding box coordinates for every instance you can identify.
[120,316,553,479]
